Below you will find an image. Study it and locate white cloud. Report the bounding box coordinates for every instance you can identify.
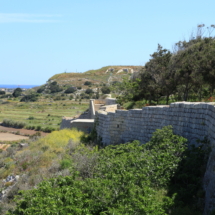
[0,13,61,23]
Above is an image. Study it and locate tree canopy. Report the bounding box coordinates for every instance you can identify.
[12,88,22,98]
[113,25,215,105]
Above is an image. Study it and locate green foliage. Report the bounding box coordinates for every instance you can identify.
[20,94,38,102]
[49,82,63,93]
[169,136,210,211]
[36,86,45,93]
[101,86,111,94]
[84,81,92,86]
[111,77,141,104]
[9,126,188,215]
[85,88,93,94]
[28,116,34,120]
[12,88,22,98]
[64,87,76,94]
[0,91,5,95]
[2,119,26,128]
[60,158,72,169]
[115,25,215,105]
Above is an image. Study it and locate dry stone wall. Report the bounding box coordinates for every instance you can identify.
[96,102,215,213]
[60,117,74,129]
[96,102,215,146]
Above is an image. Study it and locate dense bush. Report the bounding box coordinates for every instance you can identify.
[112,26,215,105]
[37,86,45,93]
[0,91,5,95]
[101,86,111,94]
[12,88,22,98]
[9,126,189,214]
[2,119,26,128]
[85,88,93,94]
[84,81,92,86]
[20,94,38,102]
[64,87,76,94]
[49,82,63,93]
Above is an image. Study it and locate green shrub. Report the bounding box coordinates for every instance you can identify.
[28,116,35,120]
[9,126,188,215]
[35,125,41,131]
[42,127,55,133]
[84,81,92,86]
[12,88,22,98]
[64,87,76,94]
[20,94,38,102]
[2,119,26,128]
[85,88,93,94]
[101,86,111,94]
[60,159,72,169]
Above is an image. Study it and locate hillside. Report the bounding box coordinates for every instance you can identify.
[47,65,142,87]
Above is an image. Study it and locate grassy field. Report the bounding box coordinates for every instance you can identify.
[0,100,88,130]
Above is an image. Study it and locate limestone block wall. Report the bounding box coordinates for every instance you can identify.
[105,98,117,105]
[60,117,74,129]
[95,102,215,213]
[96,102,214,146]
[71,119,94,133]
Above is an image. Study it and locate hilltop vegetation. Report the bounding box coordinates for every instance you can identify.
[48,65,141,86]
[112,25,215,107]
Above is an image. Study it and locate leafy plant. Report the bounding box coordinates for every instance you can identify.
[8,126,188,215]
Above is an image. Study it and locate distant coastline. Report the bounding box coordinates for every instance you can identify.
[0,85,39,89]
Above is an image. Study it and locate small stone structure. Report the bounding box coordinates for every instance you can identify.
[95,101,215,214]
[60,98,117,132]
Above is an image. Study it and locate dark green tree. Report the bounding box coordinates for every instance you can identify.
[140,44,174,104]
[85,88,93,94]
[12,88,22,97]
[84,81,92,86]
[64,87,76,94]
[101,86,111,94]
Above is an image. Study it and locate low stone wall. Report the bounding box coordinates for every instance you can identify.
[99,104,118,112]
[60,117,74,129]
[105,98,117,105]
[95,102,215,213]
[71,119,94,133]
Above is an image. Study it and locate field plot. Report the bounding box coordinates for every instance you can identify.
[0,133,28,141]
[0,100,88,130]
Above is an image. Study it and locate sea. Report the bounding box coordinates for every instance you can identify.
[0,85,39,89]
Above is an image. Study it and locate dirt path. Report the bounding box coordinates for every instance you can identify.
[0,126,48,137]
[0,133,29,141]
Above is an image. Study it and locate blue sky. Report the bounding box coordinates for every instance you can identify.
[1,0,215,85]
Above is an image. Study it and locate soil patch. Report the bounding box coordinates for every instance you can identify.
[0,133,29,141]
[0,144,10,150]
[0,126,48,137]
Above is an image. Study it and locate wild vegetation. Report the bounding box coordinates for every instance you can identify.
[0,126,209,214]
[112,25,215,107]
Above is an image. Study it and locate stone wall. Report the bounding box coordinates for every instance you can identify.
[71,119,94,133]
[95,102,215,213]
[60,117,74,129]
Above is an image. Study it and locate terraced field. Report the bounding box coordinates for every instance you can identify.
[0,100,88,130]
